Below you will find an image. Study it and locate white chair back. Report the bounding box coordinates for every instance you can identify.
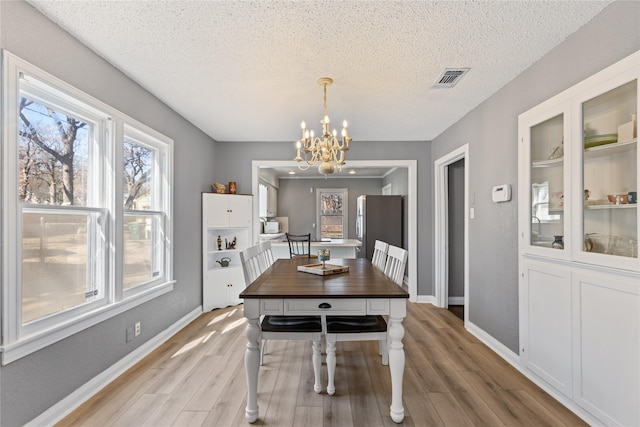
[371,240,389,271]
[258,241,275,271]
[384,245,408,287]
[240,244,263,284]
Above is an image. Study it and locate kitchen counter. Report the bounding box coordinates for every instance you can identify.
[264,238,362,259]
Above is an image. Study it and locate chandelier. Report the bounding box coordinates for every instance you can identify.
[294,77,352,176]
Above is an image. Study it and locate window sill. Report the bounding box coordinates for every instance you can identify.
[0,280,175,365]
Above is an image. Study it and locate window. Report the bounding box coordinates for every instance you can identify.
[1,51,173,363]
[122,127,169,290]
[316,188,348,239]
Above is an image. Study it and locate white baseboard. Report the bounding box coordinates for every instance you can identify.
[465,320,601,426]
[465,320,521,366]
[448,296,464,305]
[410,300,600,425]
[26,306,203,427]
[415,294,435,304]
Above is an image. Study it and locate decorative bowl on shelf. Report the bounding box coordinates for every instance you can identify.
[584,133,618,149]
[212,182,226,193]
[607,194,628,204]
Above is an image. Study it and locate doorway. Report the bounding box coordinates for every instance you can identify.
[447,159,465,320]
[434,144,469,324]
[252,159,418,302]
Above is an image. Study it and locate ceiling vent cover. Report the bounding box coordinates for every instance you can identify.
[432,68,470,88]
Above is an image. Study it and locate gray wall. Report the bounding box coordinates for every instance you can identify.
[431,0,640,353]
[278,178,383,239]
[0,2,216,425]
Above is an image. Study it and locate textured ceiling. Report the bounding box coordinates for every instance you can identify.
[28,0,612,143]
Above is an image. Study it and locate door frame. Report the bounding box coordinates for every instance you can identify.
[252,159,418,302]
[434,144,469,322]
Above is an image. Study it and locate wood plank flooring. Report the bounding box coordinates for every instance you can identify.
[57,303,587,427]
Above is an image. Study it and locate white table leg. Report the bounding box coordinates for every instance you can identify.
[326,335,336,395]
[244,316,260,423]
[312,339,322,393]
[387,314,405,423]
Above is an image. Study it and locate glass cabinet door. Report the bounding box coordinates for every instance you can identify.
[581,79,638,260]
[529,114,566,251]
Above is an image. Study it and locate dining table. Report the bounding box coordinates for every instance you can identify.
[239,257,409,423]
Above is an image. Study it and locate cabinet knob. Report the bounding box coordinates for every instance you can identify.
[318,302,332,309]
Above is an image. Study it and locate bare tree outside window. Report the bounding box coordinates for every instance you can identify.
[317,189,348,239]
[18,96,96,323]
[123,137,158,288]
[123,138,153,210]
[18,97,88,206]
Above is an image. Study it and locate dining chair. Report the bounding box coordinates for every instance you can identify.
[325,314,389,395]
[325,246,409,395]
[239,245,324,393]
[384,245,408,287]
[286,233,313,258]
[239,244,262,284]
[371,240,389,271]
[257,241,275,271]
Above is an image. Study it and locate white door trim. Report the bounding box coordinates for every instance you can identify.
[434,145,469,322]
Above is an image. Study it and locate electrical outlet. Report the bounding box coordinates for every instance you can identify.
[135,321,141,336]
[126,326,133,343]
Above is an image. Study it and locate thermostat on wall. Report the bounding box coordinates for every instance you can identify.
[492,184,511,203]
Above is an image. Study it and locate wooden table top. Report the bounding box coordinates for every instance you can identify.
[240,257,409,299]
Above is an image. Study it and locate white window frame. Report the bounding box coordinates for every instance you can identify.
[121,123,172,295]
[315,188,348,240]
[1,51,174,364]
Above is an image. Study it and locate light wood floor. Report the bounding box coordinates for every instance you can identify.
[57,302,587,427]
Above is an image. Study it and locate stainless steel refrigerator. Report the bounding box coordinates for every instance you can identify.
[356,195,403,259]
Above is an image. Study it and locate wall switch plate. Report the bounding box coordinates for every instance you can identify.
[470,208,475,219]
[135,322,141,336]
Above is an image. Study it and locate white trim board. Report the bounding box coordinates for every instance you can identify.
[433,144,469,323]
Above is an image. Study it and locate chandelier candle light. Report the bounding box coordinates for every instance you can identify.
[294,77,352,176]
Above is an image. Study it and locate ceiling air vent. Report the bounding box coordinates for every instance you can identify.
[432,68,470,89]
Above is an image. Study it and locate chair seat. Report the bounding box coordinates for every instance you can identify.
[326,315,387,333]
[261,315,322,332]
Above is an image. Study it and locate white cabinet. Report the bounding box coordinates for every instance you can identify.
[258,182,277,217]
[518,51,639,425]
[205,193,251,228]
[204,267,246,309]
[573,270,638,426]
[268,185,278,217]
[520,260,573,397]
[203,193,253,311]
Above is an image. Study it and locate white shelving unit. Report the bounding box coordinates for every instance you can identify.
[202,193,253,311]
[518,51,639,426]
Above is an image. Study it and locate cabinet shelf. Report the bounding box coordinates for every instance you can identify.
[532,157,563,168]
[585,203,637,210]
[207,248,242,254]
[584,138,636,160]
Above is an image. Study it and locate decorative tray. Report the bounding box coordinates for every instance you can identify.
[297,263,349,276]
[584,133,618,149]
